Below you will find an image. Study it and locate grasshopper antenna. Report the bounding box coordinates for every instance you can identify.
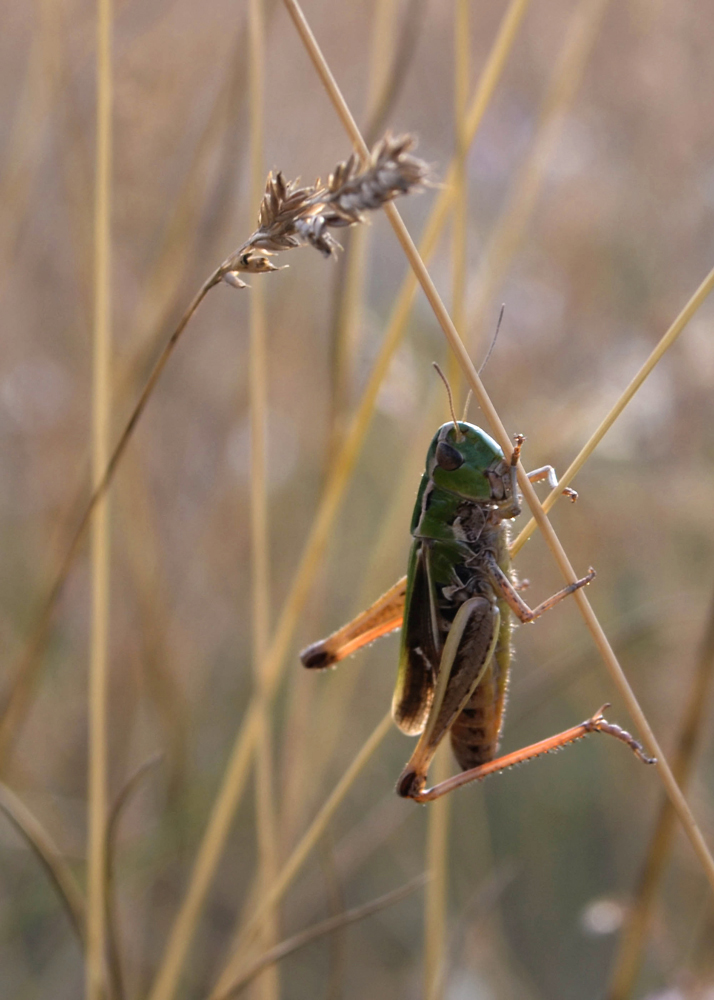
[432,363,462,440]
[477,303,504,377]
[460,304,504,422]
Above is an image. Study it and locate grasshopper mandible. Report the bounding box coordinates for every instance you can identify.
[301,383,654,802]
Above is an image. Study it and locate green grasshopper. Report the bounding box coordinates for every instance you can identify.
[301,378,654,802]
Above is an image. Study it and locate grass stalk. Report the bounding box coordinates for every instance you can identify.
[282,0,714,896]
[105,754,163,1000]
[209,711,394,998]
[424,744,451,1000]
[605,585,714,1000]
[87,0,113,995]
[447,0,470,405]
[511,261,714,556]
[465,0,612,351]
[247,3,279,998]
[216,875,427,999]
[0,270,220,769]
[0,781,86,947]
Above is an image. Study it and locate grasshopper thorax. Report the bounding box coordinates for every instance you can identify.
[426,422,520,518]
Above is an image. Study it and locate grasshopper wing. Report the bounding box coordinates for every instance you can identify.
[392,542,440,736]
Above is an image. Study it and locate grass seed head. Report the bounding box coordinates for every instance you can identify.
[219,132,430,285]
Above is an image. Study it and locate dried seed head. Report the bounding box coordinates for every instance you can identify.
[218,132,431,285]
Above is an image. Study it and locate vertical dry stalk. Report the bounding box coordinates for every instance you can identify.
[282,0,714,894]
[210,712,394,1000]
[87,0,112,996]
[511,261,714,556]
[605,586,714,1000]
[326,0,418,450]
[447,0,470,404]
[0,781,86,946]
[246,2,279,999]
[424,744,451,1000]
[465,0,612,356]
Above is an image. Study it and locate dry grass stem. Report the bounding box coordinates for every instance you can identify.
[511,260,714,557]
[209,711,393,999]
[465,0,612,351]
[87,0,113,995]
[247,2,279,997]
[424,745,451,1000]
[215,875,427,1000]
[105,754,163,1000]
[282,0,714,894]
[0,781,86,946]
[605,586,714,1000]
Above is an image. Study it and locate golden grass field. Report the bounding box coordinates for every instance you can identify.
[1,1,714,998]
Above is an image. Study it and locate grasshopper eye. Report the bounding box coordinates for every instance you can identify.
[435,441,464,471]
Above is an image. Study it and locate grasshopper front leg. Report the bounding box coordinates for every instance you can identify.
[511,433,578,501]
[485,552,595,623]
[526,465,577,502]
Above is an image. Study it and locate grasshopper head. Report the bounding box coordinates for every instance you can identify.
[427,422,521,516]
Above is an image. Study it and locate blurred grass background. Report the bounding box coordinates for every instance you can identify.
[1,0,714,998]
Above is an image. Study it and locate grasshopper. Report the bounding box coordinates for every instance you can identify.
[301,381,654,802]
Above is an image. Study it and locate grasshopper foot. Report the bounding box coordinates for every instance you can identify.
[585,704,656,765]
[397,767,426,800]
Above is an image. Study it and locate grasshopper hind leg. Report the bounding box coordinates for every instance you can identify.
[300,577,406,669]
[403,706,655,802]
[397,597,500,798]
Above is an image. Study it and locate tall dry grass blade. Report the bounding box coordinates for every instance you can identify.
[147,704,260,1000]
[511,261,714,556]
[326,0,423,455]
[87,0,113,994]
[424,745,451,1000]
[147,12,528,995]
[320,832,347,1000]
[0,0,60,279]
[117,456,191,801]
[216,875,427,1000]
[362,0,427,148]
[0,781,85,946]
[0,271,219,769]
[282,0,714,896]
[447,0,470,405]
[247,6,279,998]
[105,754,163,1000]
[465,0,612,350]
[605,586,714,1000]
[125,27,247,364]
[209,711,393,999]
